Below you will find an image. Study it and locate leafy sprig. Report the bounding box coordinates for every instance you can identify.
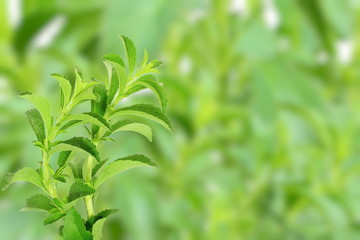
[1,36,170,239]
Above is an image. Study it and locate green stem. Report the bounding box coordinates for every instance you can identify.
[42,149,58,198]
[84,141,98,217]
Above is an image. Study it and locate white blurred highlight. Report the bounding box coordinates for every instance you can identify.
[7,0,21,27]
[31,15,66,49]
[230,0,248,16]
[263,0,280,29]
[337,40,354,64]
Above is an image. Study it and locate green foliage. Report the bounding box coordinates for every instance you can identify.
[24,194,55,212]
[44,211,66,225]
[111,104,172,131]
[1,168,45,192]
[120,35,137,73]
[112,120,153,141]
[94,154,156,189]
[50,137,100,163]
[1,36,168,239]
[68,180,96,203]
[62,208,93,240]
[51,73,72,108]
[26,108,46,142]
[19,93,52,132]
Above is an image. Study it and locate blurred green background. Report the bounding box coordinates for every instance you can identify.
[1,0,360,239]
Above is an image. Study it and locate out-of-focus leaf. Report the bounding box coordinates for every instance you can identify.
[13,11,56,57]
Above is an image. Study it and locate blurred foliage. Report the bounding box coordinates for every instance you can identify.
[2,0,360,239]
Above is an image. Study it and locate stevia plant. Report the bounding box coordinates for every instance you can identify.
[1,36,170,240]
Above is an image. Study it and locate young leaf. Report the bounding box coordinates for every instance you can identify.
[63,208,93,240]
[104,54,125,68]
[51,73,72,107]
[92,158,109,177]
[19,92,52,132]
[127,74,167,110]
[68,180,96,203]
[65,112,111,131]
[73,91,99,105]
[1,167,46,192]
[107,66,119,104]
[110,104,171,131]
[112,120,153,141]
[91,84,108,116]
[69,163,83,179]
[50,137,100,163]
[120,35,136,73]
[92,218,106,240]
[23,194,55,212]
[104,57,127,97]
[44,211,66,225]
[85,209,119,231]
[59,120,82,132]
[57,151,72,168]
[26,108,46,142]
[94,154,157,189]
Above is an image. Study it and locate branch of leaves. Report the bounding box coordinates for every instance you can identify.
[102,35,165,109]
[20,68,101,149]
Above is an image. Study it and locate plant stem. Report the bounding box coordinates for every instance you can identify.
[84,140,98,217]
[42,149,58,198]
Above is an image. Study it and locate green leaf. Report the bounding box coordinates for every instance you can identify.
[94,154,156,189]
[68,180,96,203]
[51,73,72,107]
[59,120,82,132]
[128,75,167,110]
[69,163,83,179]
[73,91,99,105]
[65,113,111,131]
[63,208,93,240]
[92,219,106,240]
[107,66,119,104]
[58,151,71,168]
[50,137,100,163]
[26,108,46,142]
[85,209,119,231]
[103,54,125,68]
[120,35,137,73]
[44,211,66,225]
[23,194,55,212]
[104,57,127,97]
[19,92,52,132]
[112,120,152,141]
[92,158,109,177]
[110,104,171,131]
[148,59,163,69]
[1,167,46,192]
[91,84,108,116]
